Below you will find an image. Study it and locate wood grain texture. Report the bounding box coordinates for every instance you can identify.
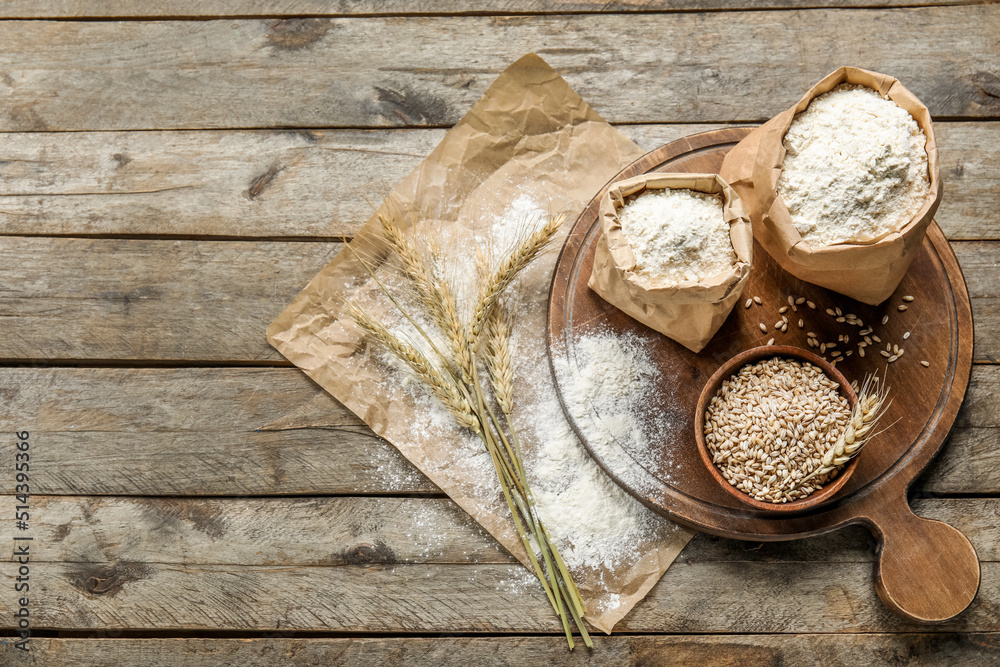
[9,635,1000,667]
[0,238,340,363]
[0,366,996,496]
[1,496,997,567]
[0,368,432,496]
[0,8,997,131]
[0,1,989,19]
[0,559,999,632]
[0,237,996,362]
[0,128,445,239]
[2,123,995,240]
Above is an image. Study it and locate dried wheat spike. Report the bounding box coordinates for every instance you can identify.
[349,303,479,433]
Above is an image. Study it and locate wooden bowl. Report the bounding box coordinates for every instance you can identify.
[694,345,859,514]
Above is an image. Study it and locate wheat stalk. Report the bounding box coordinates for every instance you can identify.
[379,213,475,384]
[435,272,474,384]
[347,211,590,650]
[791,375,891,488]
[377,212,442,316]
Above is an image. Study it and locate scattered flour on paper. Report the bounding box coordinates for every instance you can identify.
[363,194,681,579]
[618,188,735,285]
[777,84,930,246]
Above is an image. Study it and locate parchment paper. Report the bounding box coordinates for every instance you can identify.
[719,67,941,305]
[267,54,693,634]
[588,173,752,352]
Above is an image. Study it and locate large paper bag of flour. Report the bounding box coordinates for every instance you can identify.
[720,67,941,305]
[588,173,752,353]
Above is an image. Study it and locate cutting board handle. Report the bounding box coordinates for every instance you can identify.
[864,494,980,623]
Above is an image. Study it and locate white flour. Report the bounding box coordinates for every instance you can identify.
[777,84,930,246]
[618,188,734,285]
[519,330,672,572]
[368,195,680,576]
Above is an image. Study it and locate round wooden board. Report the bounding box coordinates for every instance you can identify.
[547,128,979,622]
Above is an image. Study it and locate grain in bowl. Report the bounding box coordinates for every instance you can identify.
[704,355,852,503]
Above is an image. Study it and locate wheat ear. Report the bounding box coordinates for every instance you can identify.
[469,213,565,343]
[428,243,474,383]
[377,212,439,312]
[793,375,890,487]
[379,214,474,383]
[348,303,479,433]
[484,300,516,415]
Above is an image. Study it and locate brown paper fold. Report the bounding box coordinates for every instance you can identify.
[720,66,941,305]
[266,54,693,635]
[588,173,753,353]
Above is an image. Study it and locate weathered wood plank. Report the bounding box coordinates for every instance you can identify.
[2,123,995,240]
[0,128,446,239]
[0,1,988,19]
[0,368,432,496]
[0,238,996,362]
[0,365,996,495]
[0,238,340,363]
[0,559,998,632]
[0,9,997,131]
[10,634,1000,667]
[0,496,995,567]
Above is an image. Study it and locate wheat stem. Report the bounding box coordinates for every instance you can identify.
[348,207,590,649]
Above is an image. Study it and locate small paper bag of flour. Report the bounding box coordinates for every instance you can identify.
[719,66,941,306]
[588,172,753,353]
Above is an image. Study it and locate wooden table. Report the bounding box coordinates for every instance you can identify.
[1,2,998,664]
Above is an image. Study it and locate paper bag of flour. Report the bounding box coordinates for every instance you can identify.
[588,173,752,353]
[719,66,941,305]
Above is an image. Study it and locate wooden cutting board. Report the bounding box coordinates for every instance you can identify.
[547,128,979,623]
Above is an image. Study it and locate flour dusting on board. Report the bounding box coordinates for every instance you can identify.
[519,328,678,572]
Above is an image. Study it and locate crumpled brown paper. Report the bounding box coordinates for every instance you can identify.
[719,66,941,305]
[588,173,752,352]
[266,54,693,634]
